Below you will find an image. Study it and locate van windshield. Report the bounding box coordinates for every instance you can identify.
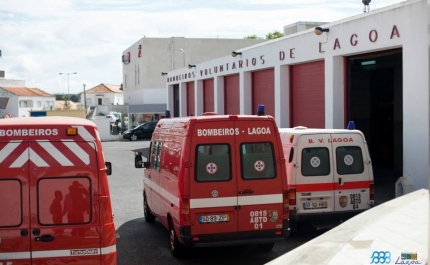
[240,142,276,180]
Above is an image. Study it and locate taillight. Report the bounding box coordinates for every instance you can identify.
[369,183,374,201]
[180,197,190,223]
[288,188,296,206]
[283,191,289,212]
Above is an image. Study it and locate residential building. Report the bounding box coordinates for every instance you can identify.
[0,86,55,118]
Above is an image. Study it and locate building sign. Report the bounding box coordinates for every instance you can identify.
[167,25,401,83]
[138,45,142,58]
[122,52,131,64]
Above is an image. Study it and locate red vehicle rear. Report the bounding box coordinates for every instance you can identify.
[135,108,290,257]
[0,117,117,265]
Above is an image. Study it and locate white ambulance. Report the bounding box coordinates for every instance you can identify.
[279,122,374,231]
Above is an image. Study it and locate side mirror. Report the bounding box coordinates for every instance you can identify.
[105,162,112,175]
[135,155,143,168]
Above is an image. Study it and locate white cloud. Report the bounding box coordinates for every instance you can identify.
[0,0,405,95]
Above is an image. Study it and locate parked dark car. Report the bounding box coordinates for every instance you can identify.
[122,121,157,141]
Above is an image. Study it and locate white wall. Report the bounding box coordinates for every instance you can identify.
[122,37,266,105]
[0,79,25,87]
[84,93,123,107]
[91,118,122,141]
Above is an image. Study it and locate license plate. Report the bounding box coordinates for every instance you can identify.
[303,201,328,209]
[198,214,229,223]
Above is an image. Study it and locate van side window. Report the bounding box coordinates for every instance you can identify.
[336,146,364,175]
[0,179,22,227]
[195,144,231,182]
[151,140,162,171]
[301,148,330,176]
[38,177,91,225]
[241,142,276,180]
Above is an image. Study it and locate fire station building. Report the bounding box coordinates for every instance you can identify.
[165,0,430,191]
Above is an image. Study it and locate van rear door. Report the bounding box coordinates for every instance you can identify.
[295,134,335,214]
[189,120,238,235]
[234,121,284,233]
[0,141,31,265]
[29,140,101,265]
[331,133,371,211]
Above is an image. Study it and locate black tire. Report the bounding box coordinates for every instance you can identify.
[169,219,185,257]
[257,242,275,251]
[143,195,155,222]
[130,134,138,141]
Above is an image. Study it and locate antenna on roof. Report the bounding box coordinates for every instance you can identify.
[362,0,371,13]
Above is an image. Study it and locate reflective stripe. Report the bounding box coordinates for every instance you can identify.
[191,196,237,208]
[238,194,283,205]
[0,141,21,162]
[145,176,282,209]
[0,252,30,259]
[62,141,90,165]
[0,245,116,260]
[38,141,73,166]
[144,176,180,207]
[101,244,117,254]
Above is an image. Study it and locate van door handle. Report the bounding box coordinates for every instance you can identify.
[35,235,55,242]
[338,178,343,186]
[239,189,254,195]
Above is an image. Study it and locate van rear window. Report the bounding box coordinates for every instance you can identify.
[240,142,276,180]
[0,179,22,227]
[195,144,231,182]
[336,146,364,175]
[38,177,92,226]
[301,148,330,176]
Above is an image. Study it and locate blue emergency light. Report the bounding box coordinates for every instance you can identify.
[257,105,265,116]
[347,121,355,130]
[165,110,171,118]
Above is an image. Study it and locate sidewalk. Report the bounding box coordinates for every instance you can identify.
[266,189,429,265]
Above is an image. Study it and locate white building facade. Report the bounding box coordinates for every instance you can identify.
[0,87,55,118]
[122,37,267,109]
[165,0,430,191]
[81,84,123,108]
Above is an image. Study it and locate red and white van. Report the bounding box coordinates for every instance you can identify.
[135,109,289,257]
[279,123,374,231]
[0,117,117,265]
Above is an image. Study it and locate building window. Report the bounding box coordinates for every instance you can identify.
[19,100,33,108]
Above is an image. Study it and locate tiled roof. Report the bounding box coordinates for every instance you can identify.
[85,84,123,94]
[0,87,54,97]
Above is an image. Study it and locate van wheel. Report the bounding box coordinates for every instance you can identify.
[143,195,155,222]
[169,219,185,257]
[257,242,275,251]
[130,134,138,141]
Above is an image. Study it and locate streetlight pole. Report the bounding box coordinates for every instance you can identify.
[59,72,77,103]
[179,48,185,67]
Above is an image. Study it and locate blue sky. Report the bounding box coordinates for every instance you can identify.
[0,0,404,95]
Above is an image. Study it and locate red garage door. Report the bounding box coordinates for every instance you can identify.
[291,61,325,128]
[252,69,275,117]
[203,79,214,113]
[224,74,240,115]
[187,82,195,116]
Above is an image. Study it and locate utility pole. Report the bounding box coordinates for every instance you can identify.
[83,83,87,110]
